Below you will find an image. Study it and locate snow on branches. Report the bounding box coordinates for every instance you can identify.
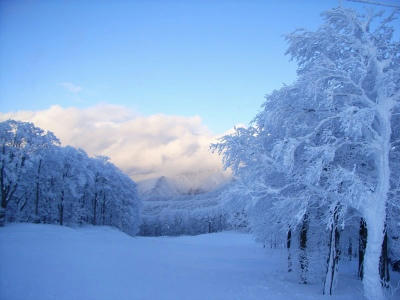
[213,7,399,299]
[0,120,141,235]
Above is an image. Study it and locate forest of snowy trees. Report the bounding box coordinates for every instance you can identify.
[213,7,400,300]
[139,180,248,236]
[0,120,141,235]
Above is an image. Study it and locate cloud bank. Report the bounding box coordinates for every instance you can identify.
[0,105,228,184]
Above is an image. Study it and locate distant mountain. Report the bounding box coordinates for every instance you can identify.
[137,169,231,201]
[139,176,180,201]
[172,170,230,194]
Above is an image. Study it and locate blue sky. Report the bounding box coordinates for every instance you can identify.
[0,0,398,133]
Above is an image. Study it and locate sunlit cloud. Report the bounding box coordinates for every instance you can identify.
[0,105,230,185]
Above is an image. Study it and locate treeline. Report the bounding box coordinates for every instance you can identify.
[0,120,141,235]
[213,8,400,299]
[139,181,249,236]
[140,205,229,236]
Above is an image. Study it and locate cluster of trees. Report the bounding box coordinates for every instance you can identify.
[138,178,254,236]
[139,205,229,236]
[0,120,141,235]
[213,8,399,300]
[138,183,243,236]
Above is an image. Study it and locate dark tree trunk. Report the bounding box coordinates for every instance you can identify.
[0,202,6,227]
[59,204,64,225]
[0,145,6,227]
[34,159,42,222]
[358,218,367,280]
[0,175,7,227]
[323,204,341,295]
[299,213,309,284]
[101,194,106,225]
[0,144,25,226]
[379,228,390,288]
[0,181,18,227]
[287,228,292,272]
[19,196,28,212]
[93,192,98,225]
[59,190,64,225]
[348,238,353,261]
[0,155,18,226]
[79,192,86,225]
[0,158,6,226]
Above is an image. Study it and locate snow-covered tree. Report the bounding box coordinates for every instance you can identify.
[0,120,59,226]
[0,120,142,235]
[214,7,399,299]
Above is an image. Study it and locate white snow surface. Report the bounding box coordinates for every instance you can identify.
[0,224,374,300]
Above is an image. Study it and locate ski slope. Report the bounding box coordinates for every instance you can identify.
[0,224,372,300]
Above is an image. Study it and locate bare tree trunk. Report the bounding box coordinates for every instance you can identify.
[93,192,98,225]
[358,218,367,280]
[34,159,42,223]
[0,202,6,227]
[299,213,309,284]
[19,194,28,213]
[59,190,64,225]
[0,161,5,226]
[0,144,25,227]
[0,158,18,226]
[101,194,106,225]
[379,228,390,288]
[323,204,341,295]
[287,228,292,272]
[0,182,18,227]
[348,238,353,261]
[0,145,6,226]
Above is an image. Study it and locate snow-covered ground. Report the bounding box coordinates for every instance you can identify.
[0,224,394,300]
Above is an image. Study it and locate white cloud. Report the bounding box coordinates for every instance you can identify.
[59,82,83,93]
[0,105,230,184]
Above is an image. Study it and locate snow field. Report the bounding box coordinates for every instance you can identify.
[0,224,375,300]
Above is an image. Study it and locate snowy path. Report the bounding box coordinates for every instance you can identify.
[0,224,366,300]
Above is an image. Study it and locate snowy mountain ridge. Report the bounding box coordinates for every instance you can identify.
[137,170,231,201]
